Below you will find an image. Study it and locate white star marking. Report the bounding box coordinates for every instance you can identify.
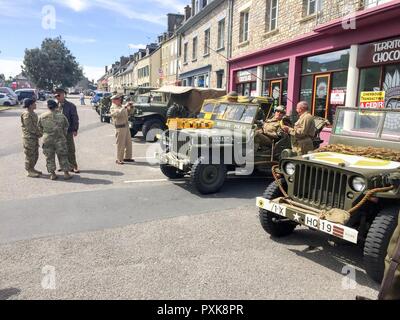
[293,213,301,222]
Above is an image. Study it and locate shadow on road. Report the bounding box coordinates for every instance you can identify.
[79,170,124,176]
[41,175,113,185]
[172,176,270,200]
[269,228,380,289]
[0,288,21,300]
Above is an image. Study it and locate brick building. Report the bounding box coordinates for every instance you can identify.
[177,0,231,89]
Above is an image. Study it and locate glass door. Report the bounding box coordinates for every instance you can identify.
[313,74,331,119]
[269,79,283,107]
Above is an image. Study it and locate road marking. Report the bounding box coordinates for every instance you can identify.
[124,179,168,184]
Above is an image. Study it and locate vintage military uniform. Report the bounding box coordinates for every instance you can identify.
[21,107,42,177]
[289,112,316,156]
[379,214,400,300]
[255,118,281,148]
[110,96,132,163]
[38,108,71,176]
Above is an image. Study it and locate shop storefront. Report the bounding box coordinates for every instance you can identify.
[357,37,400,108]
[180,65,211,88]
[235,68,257,96]
[228,1,400,143]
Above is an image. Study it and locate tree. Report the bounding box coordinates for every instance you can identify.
[0,74,5,86]
[22,37,83,90]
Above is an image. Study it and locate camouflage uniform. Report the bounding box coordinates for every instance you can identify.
[289,112,316,156]
[38,110,70,173]
[21,110,42,172]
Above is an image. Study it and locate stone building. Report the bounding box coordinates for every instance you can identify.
[177,0,231,89]
[228,0,398,142]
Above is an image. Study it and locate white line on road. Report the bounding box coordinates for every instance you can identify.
[124,179,168,184]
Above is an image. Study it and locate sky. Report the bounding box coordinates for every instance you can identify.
[0,0,186,82]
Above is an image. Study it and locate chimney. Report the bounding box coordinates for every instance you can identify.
[191,0,195,16]
[184,5,191,21]
[105,66,108,73]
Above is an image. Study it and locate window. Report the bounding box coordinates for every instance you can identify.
[304,0,322,16]
[216,70,224,89]
[239,11,249,43]
[183,43,188,63]
[217,19,225,49]
[192,37,198,61]
[204,29,210,55]
[267,0,278,31]
[364,0,391,8]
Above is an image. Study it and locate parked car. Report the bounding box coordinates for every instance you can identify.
[0,93,18,106]
[257,106,400,283]
[15,89,37,102]
[0,87,18,103]
[91,92,106,106]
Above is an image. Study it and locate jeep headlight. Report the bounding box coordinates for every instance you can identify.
[284,162,296,176]
[351,177,366,192]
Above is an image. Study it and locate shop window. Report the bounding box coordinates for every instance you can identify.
[358,67,381,98]
[300,75,313,107]
[302,49,350,74]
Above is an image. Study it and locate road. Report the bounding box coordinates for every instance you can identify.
[0,98,379,300]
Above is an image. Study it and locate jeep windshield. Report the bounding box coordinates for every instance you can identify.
[334,108,400,141]
[216,104,258,124]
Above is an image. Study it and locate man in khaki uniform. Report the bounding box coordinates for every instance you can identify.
[255,105,286,149]
[110,94,134,165]
[282,101,316,156]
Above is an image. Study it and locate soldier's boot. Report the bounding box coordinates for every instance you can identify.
[64,172,73,180]
[27,170,40,178]
[50,172,58,180]
[32,168,42,175]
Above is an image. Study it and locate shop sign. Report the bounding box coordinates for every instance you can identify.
[236,69,257,83]
[360,91,386,108]
[358,38,400,68]
[330,89,346,105]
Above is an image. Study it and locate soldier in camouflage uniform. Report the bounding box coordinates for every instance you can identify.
[255,105,287,150]
[38,100,72,181]
[21,98,42,178]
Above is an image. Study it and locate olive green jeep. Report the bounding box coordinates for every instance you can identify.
[257,106,400,283]
[158,100,328,194]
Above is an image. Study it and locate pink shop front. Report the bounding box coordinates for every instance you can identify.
[228,2,400,144]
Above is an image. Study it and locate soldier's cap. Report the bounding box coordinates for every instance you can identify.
[47,99,58,109]
[275,106,286,113]
[111,93,123,100]
[54,87,66,94]
[23,98,36,108]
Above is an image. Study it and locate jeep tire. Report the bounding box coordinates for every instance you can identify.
[259,179,297,237]
[142,119,165,142]
[160,164,185,180]
[363,206,399,283]
[190,159,227,194]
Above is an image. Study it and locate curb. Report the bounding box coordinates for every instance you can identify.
[0,107,12,112]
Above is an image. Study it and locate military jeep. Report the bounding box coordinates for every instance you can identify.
[158,100,327,194]
[128,86,225,141]
[257,107,400,283]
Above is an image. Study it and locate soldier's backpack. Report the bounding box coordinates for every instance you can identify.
[378,215,400,300]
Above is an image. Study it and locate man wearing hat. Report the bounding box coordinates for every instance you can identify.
[255,105,287,149]
[38,100,72,180]
[110,94,134,165]
[21,98,42,178]
[54,88,80,173]
[227,91,239,103]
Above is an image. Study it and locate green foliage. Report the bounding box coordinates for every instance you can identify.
[22,36,83,90]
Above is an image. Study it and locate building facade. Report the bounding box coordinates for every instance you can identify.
[160,35,180,86]
[177,0,231,89]
[228,0,399,142]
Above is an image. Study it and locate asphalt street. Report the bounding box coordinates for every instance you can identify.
[0,98,379,300]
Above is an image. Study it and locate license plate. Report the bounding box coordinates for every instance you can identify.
[256,198,286,217]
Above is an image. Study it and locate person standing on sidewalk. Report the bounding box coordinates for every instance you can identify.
[110,94,134,165]
[79,92,86,105]
[54,88,80,173]
[21,98,42,178]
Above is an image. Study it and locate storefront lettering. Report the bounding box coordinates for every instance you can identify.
[358,38,400,68]
[373,50,400,64]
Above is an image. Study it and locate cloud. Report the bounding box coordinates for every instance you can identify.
[150,0,186,13]
[0,59,23,78]
[53,0,166,25]
[128,44,146,50]
[83,66,105,82]
[64,36,97,44]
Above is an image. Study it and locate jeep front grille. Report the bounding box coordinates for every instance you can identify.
[292,163,349,210]
[169,131,191,157]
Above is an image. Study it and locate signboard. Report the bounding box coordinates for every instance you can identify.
[330,89,346,105]
[358,37,400,68]
[360,91,386,108]
[236,68,257,83]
